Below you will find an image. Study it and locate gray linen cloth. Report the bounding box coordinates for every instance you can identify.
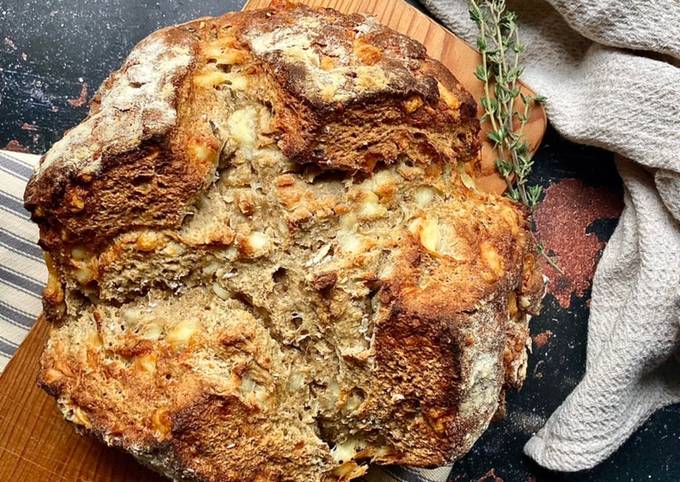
[372,0,680,479]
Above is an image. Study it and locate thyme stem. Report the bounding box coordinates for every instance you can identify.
[470,0,559,270]
[469,0,543,209]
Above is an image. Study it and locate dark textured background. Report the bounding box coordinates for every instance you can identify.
[1,1,678,481]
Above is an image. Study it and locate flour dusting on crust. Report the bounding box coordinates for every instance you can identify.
[243,11,416,105]
[36,35,194,177]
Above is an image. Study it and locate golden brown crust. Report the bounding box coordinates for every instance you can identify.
[24,3,477,255]
[358,198,536,466]
[240,4,479,171]
[169,395,332,481]
[27,3,541,481]
[25,27,203,252]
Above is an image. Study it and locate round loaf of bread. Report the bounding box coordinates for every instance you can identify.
[25,3,543,481]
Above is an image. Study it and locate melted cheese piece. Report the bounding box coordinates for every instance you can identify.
[227,107,259,159]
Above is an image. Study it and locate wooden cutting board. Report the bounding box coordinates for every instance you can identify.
[0,1,546,481]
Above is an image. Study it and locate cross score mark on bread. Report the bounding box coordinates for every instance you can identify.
[24,3,543,481]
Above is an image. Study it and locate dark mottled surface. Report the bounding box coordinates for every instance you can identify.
[0,1,678,481]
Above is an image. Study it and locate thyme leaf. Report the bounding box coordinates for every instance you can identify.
[470,0,560,271]
[469,0,544,210]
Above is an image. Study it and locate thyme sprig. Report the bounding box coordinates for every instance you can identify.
[469,0,545,210]
[469,0,561,273]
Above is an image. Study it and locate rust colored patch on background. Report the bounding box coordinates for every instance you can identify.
[533,330,553,349]
[535,179,622,308]
[20,123,39,132]
[477,469,504,482]
[3,140,31,153]
[67,82,89,108]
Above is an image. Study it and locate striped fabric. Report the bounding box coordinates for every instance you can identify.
[0,150,45,372]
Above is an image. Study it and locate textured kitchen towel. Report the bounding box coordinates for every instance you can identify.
[415,0,680,477]
[0,151,46,373]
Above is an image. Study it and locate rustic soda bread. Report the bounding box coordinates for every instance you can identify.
[24,2,543,481]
